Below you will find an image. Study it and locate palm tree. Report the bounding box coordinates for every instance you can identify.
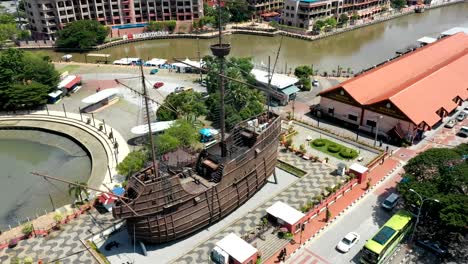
[68,181,89,203]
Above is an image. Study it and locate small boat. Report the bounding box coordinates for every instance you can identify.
[62,54,72,61]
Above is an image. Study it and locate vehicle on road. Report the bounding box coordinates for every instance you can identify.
[153,82,164,89]
[463,107,468,115]
[336,232,360,253]
[457,126,468,138]
[360,210,413,264]
[312,79,319,87]
[150,69,159,75]
[381,193,400,210]
[444,119,456,128]
[174,86,192,93]
[456,112,466,122]
[415,240,448,257]
[200,80,207,87]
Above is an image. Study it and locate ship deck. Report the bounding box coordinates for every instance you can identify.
[179,173,216,194]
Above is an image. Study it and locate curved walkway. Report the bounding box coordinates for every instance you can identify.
[0,111,129,190]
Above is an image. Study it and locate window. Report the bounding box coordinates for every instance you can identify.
[366,120,376,127]
[348,114,358,121]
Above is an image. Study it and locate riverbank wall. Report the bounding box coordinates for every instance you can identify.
[14,0,465,52]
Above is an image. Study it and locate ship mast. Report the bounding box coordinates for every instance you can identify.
[139,64,159,177]
[210,0,230,157]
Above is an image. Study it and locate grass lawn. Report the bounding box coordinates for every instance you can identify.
[277,161,307,177]
[310,138,358,160]
[58,64,80,73]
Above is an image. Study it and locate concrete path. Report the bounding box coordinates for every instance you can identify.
[0,208,117,264]
[173,157,341,263]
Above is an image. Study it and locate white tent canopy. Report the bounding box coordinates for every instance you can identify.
[214,233,257,263]
[145,58,167,66]
[82,88,120,104]
[251,69,299,89]
[172,58,203,68]
[131,121,175,135]
[266,201,304,225]
[349,163,368,174]
[417,36,437,44]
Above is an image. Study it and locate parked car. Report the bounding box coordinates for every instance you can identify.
[200,80,207,87]
[416,240,448,257]
[153,82,164,89]
[150,69,159,75]
[463,107,468,115]
[381,193,400,210]
[444,119,456,128]
[336,232,360,253]
[312,79,319,87]
[456,112,466,122]
[174,86,193,93]
[457,126,468,138]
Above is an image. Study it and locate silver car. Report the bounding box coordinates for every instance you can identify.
[444,119,456,128]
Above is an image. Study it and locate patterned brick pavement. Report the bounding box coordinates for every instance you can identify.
[0,208,116,264]
[174,152,342,263]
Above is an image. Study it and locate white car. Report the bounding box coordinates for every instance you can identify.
[312,79,319,87]
[336,232,360,253]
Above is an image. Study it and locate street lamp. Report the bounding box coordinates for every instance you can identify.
[373,115,383,147]
[409,188,439,242]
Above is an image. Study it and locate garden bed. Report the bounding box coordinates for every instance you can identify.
[310,138,358,160]
[277,161,307,177]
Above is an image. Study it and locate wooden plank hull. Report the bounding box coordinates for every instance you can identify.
[114,114,281,244]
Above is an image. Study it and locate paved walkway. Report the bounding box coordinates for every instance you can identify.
[174,154,341,263]
[264,156,403,264]
[0,208,117,264]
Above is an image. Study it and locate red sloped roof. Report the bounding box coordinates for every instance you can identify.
[319,33,468,127]
[64,76,81,89]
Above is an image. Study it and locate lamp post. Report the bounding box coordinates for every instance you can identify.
[409,188,439,242]
[373,115,383,147]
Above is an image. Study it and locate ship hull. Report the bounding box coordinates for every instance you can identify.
[114,114,281,243]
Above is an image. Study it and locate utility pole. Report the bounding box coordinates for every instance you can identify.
[139,64,158,176]
[197,37,203,83]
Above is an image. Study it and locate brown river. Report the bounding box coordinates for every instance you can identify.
[38,3,468,72]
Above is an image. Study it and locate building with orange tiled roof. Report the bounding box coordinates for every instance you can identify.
[317,32,468,144]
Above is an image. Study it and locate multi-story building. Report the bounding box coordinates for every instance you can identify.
[247,0,284,18]
[281,0,388,31]
[24,0,204,40]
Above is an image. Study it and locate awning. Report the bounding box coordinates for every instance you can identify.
[82,88,120,104]
[58,75,81,90]
[349,163,368,174]
[98,193,117,205]
[281,85,300,96]
[261,12,279,17]
[214,233,258,263]
[266,201,304,225]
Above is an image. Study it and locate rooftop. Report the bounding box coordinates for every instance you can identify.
[440,27,468,36]
[251,69,299,89]
[266,201,305,225]
[215,233,257,262]
[320,33,468,127]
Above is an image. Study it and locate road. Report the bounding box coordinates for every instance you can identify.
[287,168,403,264]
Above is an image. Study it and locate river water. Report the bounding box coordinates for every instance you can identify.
[42,3,468,72]
[0,130,91,228]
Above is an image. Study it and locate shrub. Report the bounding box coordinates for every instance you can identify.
[24,256,33,264]
[53,213,63,223]
[283,232,294,239]
[327,144,341,153]
[325,186,333,193]
[22,222,33,236]
[299,144,306,153]
[312,138,326,147]
[339,148,358,159]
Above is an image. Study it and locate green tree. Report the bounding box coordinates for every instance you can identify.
[339,14,349,25]
[324,17,337,28]
[156,91,207,121]
[398,145,467,261]
[350,12,359,22]
[116,150,147,179]
[68,181,89,203]
[294,65,312,91]
[56,20,109,49]
[204,3,230,28]
[154,133,180,155]
[391,0,406,9]
[313,20,326,32]
[0,49,59,110]
[165,119,200,147]
[226,0,252,23]
[0,23,18,45]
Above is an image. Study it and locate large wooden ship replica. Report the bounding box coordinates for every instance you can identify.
[112,5,281,244]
